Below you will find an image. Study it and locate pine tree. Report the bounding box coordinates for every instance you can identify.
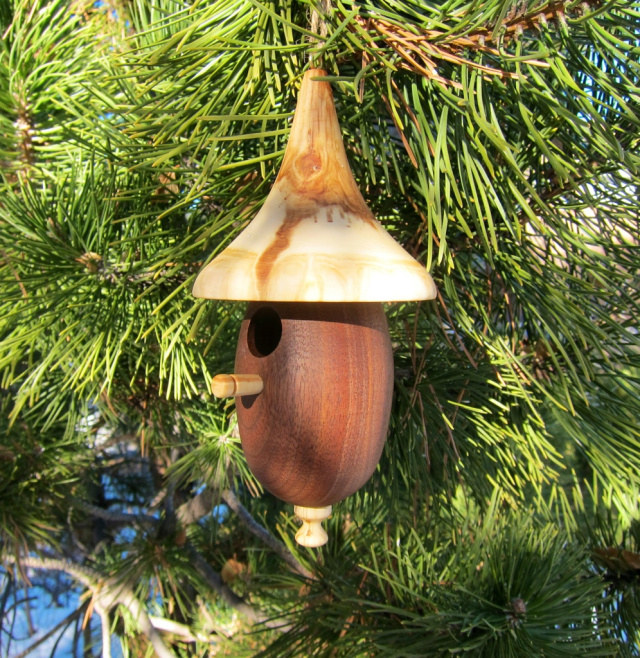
[1,0,639,655]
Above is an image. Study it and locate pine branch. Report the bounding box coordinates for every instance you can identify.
[222,489,314,580]
[73,478,286,629]
[65,496,283,636]
[12,606,84,658]
[346,1,604,86]
[175,485,216,526]
[185,543,288,631]
[148,615,217,645]
[355,16,523,87]
[4,555,175,658]
[0,249,28,298]
[175,487,314,579]
[71,498,157,527]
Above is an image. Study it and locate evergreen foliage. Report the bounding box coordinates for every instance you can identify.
[1,0,639,654]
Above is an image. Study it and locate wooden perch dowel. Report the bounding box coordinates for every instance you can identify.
[211,374,264,398]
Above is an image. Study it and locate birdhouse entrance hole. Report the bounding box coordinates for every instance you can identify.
[248,306,282,357]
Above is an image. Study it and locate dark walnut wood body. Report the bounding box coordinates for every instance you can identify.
[235,302,394,507]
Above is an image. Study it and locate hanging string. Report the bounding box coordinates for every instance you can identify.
[309,0,332,65]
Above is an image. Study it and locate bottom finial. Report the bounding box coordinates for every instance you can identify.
[294,505,332,547]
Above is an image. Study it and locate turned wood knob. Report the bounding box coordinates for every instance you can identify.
[294,506,332,547]
[234,302,394,509]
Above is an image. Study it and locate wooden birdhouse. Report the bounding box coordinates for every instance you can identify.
[193,69,436,547]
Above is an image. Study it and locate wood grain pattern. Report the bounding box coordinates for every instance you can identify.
[192,68,436,302]
[235,302,394,507]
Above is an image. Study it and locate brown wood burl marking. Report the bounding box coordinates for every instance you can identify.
[234,302,394,507]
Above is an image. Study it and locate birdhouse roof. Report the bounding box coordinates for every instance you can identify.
[193,68,436,302]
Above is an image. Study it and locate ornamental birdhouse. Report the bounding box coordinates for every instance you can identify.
[193,69,436,547]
